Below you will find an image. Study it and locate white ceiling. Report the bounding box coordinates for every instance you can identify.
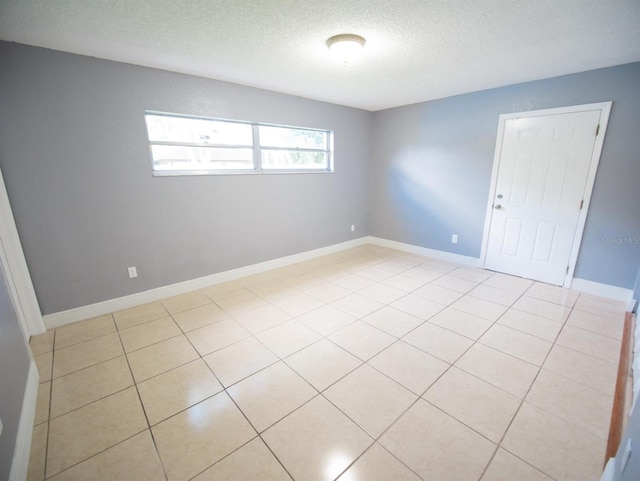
[1,0,639,111]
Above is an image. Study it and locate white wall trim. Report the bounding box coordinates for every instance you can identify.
[367,236,635,308]
[43,236,635,329]
[9,361,39,481]
[562,102,612,287]
[0,167,45,336]
[600,457,615,481]
[571,277,634,309]
[479,101,613,288]
[366,236,482,267]
[44,237,369,329]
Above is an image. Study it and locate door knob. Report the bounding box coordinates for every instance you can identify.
[497,194,503,199]
[495,204,502,210]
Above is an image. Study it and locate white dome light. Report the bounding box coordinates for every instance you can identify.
[326,34,366,65]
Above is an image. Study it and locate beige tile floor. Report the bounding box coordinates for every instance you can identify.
[27,245,627,481]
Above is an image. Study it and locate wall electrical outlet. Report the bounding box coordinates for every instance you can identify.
[451,234,458,244]
[351,224,355,232]
[622,439,632,472]
[128,266,138,278]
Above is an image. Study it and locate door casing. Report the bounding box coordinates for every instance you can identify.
[480,102,612,287]
[0,167,45,337]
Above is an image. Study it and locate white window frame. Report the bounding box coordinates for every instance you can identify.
[145,111,334,176]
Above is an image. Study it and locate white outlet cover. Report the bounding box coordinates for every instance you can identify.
[128,267,138,278]
[622,439,632,472]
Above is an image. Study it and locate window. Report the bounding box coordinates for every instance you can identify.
[259,125,331,171]
[144,112,333,175]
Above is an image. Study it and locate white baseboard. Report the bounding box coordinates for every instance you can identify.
[44,237,369,329]
[368,236,635,307]
[9,360,39,481]
[43,236,636,329]
[365,236,482,267]
[571,277,634,308]
[600,457,615,481]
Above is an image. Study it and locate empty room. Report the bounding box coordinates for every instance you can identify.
[1,1,640,481]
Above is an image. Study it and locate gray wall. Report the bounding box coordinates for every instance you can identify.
[0,42,372,314]
[370,63,640,289]
[1,40,639,316]
[633,267,640,312]
[632,267,640,312]
[0,261,31,480]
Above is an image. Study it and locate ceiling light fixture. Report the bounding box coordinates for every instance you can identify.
[326,34,366,65]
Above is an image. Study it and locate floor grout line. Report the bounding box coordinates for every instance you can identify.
[27,245,626,481]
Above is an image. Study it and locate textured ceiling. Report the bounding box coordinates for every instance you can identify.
[1,0,639,111]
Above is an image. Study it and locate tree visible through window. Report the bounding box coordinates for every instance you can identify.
[144,112,333,175]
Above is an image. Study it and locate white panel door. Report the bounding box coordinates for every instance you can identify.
[484,109,602,285]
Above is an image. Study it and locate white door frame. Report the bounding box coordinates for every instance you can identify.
[0,167,45,337]
[480,102,612,287]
